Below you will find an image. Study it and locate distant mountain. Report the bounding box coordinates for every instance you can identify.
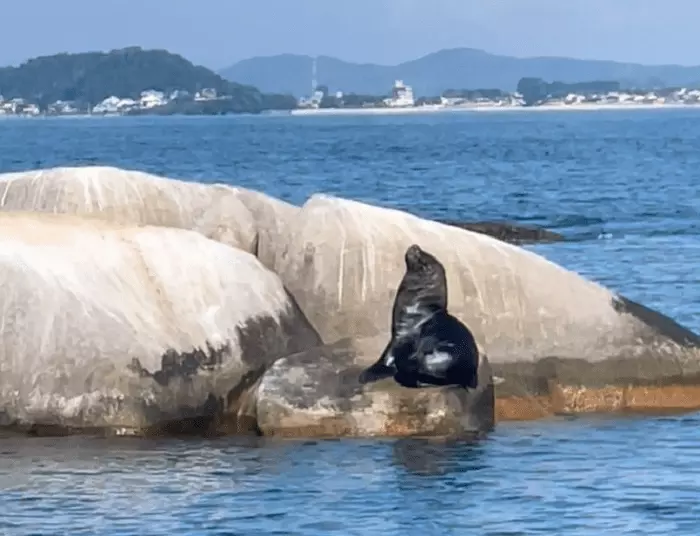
[0,47,296,112]
[220,48,700,97]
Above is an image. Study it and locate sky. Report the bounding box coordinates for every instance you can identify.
[2,0,699,69]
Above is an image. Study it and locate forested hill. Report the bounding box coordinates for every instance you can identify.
[0,47,295,112]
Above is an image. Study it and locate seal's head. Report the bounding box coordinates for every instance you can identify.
[405,244,440,274]
[404,244,446,299]
[392,244,448,326]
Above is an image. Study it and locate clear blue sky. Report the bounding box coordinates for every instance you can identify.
[4,0,699,69]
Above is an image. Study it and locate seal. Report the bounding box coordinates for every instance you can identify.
[358,244,480,389]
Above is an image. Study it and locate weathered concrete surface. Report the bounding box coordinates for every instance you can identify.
[0,166,298,266]
[255,338,495,438]
[0,212,322,436]
[437,220,565,245]
[262,194,700,420]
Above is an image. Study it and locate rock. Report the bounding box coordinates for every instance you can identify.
[0,212,322,436]
[228,186,300,270]
[254,339,495,438]
[263,194,700,421]
[0,165,298,264]
[437,220,565,244]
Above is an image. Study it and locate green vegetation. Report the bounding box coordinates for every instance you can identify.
[441,88,509,100]
[514,77,700,107]
[516,78,621,106]
[319,93,387,109]
[126,93,297,116]
[0,47,296,114]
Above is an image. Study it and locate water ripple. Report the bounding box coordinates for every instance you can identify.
[1,110,700,534]
[0,416,697,535]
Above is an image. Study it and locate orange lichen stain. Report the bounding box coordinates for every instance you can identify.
[557,385,625,414]
[496,383,700,422]
[623,385,700,410]
[495,396,553,421]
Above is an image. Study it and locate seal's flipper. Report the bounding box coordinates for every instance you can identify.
[463,374,479,390]
[358,362,396,384]
[359,341,397,384]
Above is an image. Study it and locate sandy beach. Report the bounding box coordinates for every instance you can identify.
[289,102,700,117]
[473,102,700,112]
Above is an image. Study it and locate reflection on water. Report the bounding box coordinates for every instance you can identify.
[391,437,487,476]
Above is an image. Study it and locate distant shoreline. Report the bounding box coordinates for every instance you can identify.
[3,102,700,121]
[289,102,700,117]
[473,102,700,112]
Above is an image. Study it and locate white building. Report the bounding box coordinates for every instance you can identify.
[92,96,138,114]
[564,92,585,104]
[384,80,415,107]
[139,90,167,108]
[23,104,40,116]
[297,89,325,109]
[194,88,218,101]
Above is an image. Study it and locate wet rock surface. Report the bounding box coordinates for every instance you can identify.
[255,339,495,438]
[493,294,700,421]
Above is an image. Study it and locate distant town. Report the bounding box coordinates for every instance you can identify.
[291,79,700,115]
[0,88,232,117]
[3,79,700,118]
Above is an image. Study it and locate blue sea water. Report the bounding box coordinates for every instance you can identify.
[1,109,700,534]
